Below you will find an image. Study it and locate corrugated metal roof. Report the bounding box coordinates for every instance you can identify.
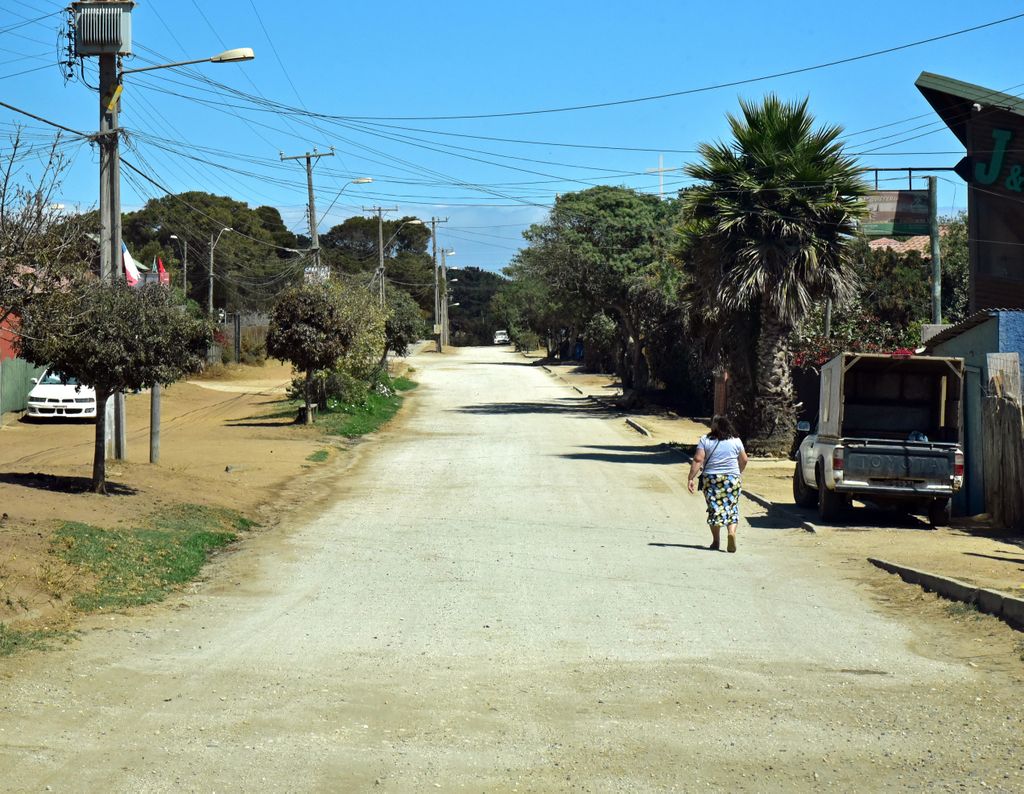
[923,308,1024,349]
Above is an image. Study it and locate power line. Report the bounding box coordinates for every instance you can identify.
[192,11,1024,121]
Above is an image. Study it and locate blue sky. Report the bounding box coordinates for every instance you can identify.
[2,1,1022,270]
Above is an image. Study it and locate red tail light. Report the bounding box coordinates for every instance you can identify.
[832,448,844,471]
[954,452,964,478]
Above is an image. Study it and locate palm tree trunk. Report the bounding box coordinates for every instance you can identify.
[747,302,796,456]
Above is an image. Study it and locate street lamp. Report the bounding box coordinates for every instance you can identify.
[209,227,232,315]
[169,234,188,296]
[119,48,255,76]
[314,176,373,276]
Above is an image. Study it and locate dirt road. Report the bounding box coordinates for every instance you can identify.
[2,346,1022,791]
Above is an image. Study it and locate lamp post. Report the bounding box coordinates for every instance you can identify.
[312,176,372,279]
[209,227,232,316]
[169,234,188,296]
[91,32,254,460]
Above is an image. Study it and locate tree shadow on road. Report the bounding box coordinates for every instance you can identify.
[963,551,1024,567]
[454,398,611,417]
[462,361,544,367]
[559,444,681,465]
[0,471,137,496]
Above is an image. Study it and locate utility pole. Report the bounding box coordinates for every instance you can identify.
[209,227,232,316]
[97,28,127,461]
[440,248,449,348]
[281,148,333,274]
[429,216,448,352]
[208,235,215,315]
[364,206,397,308]
[928,175,943,324]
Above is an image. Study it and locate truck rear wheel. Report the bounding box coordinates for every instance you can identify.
[793,461,817,507]
[928,498,951,528]
[816,464,844,522]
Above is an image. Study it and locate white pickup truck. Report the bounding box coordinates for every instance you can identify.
[793,352,965,527]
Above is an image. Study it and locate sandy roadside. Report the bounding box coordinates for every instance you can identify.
[0,359,370,631]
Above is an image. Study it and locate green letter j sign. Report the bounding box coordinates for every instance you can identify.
[975,129,1013,185]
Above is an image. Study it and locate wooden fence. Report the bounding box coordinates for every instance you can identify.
[982,353,1024,529]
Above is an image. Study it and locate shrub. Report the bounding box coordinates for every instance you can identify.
[240,335,267,366]
[514,329,541,352]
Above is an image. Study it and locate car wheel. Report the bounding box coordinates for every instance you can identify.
[792,460,817,507]
[816,463,844,522]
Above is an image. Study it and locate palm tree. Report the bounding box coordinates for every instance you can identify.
[684,95,867,455]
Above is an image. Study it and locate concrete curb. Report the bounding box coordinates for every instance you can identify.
[625,417,651,436]
[869,557,1024,632]
[742,490,773,510]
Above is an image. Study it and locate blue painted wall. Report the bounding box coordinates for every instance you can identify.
[998,312,1024,362]
[931,317,998,515]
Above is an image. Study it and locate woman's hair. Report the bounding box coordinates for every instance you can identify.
[708,415,737,440]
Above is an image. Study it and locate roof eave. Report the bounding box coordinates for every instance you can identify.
[916,72,1024,147]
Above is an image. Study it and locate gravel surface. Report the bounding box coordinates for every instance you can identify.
[2,346,1022,792]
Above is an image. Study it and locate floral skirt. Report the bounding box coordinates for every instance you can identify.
[703,474,741,526]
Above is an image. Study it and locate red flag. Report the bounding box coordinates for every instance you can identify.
[157,256,169,286]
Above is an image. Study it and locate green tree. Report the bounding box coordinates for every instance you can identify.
[519,186,676,387]
[381,286,427,367]
[940,212,969,324]
[446,266,506,345]
[17,280,212,494]
[684,95,867,454]
[321,215,434,315]
[490,262,570,356]
[266,283,352,425]
[120,192,301,311]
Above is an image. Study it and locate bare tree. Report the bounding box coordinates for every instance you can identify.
[0,129,94,329]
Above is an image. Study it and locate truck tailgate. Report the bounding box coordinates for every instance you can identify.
[843,442,955,482]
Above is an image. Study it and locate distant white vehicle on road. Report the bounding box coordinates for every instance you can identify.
[493,330,510,345]
[25,369,97,420]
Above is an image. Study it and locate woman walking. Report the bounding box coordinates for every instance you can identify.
[687,416,748,552]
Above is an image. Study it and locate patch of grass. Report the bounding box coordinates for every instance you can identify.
[945,601,981,619]
[392,376,417,391]
[0,623,67,656]
[51,503,250,612]
[306,449,330,463]
[150,503,256,533]
[320,390,404,437]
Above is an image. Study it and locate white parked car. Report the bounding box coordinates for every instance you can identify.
[493,329,510,345]
[26,369,97,419]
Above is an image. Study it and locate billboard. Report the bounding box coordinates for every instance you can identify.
[861,190,930,237]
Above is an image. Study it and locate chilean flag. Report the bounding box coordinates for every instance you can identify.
[121,241,141,286]
[157,256,169,286]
